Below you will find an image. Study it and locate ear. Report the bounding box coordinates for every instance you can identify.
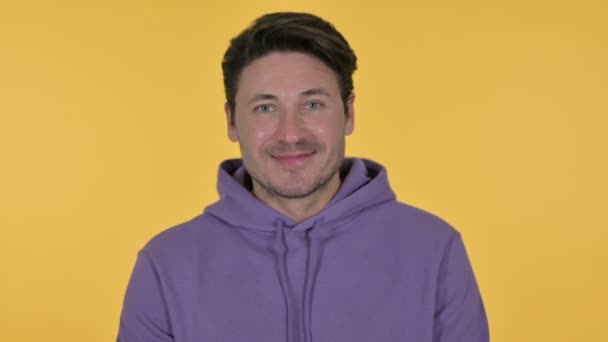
[344,93,355,135]
[225,102,238,142]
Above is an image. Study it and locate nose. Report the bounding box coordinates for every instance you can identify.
[276,110,303,144]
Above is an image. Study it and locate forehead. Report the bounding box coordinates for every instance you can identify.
[235,52,341,99]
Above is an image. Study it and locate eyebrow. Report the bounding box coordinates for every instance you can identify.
[247,94,278,106]
[247,88,332,106]
[301,88,331,97]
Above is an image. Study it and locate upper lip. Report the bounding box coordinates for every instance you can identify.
[271,151,316,158]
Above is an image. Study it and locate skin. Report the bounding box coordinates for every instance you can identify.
[225,52,355,223]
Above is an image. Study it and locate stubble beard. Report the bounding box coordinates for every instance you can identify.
[241,136,346,202]
[245,150,344,201]
[252,158,341,200]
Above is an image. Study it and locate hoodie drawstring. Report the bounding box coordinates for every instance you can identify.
[302,219,324,342]
[274,219,298,342]
[273,219,325,342]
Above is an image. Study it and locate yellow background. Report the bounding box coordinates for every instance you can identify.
[1,0,606,341]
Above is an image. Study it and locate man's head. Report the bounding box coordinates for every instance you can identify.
[221,12,357,205]
[222,12,357,122]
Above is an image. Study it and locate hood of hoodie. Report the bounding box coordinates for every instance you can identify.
[204,158,398,342]
[204,157,396,232]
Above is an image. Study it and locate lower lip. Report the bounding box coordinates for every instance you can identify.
[273,153,315,168]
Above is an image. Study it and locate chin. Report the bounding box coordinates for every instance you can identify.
[272,174,335,199]
[267,181,316,199]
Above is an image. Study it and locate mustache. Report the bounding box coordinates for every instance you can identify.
[265,140,322,155]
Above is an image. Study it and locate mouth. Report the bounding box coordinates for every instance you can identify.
[271,151,316,169]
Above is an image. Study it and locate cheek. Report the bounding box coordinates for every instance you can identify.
[238,121,275,150]
[309,117,346,143]
[254,128,273,141]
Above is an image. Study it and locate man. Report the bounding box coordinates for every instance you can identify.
[118,12,489,342]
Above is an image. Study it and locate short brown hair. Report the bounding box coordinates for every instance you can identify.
[222,12,358,122]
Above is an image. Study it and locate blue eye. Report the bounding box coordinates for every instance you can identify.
[255,104,273,112]
[305,102,322,110]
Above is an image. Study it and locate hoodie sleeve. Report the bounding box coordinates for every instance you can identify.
[433,233,490,342]
[117,251,174,342]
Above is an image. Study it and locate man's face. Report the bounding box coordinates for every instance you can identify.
[226,52,354,199]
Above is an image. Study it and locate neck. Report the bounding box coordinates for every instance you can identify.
[252,172,341,223]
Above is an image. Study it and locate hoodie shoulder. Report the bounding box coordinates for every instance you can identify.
[378,200,461,243]
[140,213,223,259]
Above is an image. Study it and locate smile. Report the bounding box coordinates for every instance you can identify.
[271,151,316,169]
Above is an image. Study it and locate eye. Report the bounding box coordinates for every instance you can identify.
[254,104,274,112]
[305,102,322,110]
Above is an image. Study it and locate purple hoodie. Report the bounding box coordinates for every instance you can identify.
[118,158,489,342]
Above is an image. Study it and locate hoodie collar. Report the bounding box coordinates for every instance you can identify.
[204,158,396,232]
